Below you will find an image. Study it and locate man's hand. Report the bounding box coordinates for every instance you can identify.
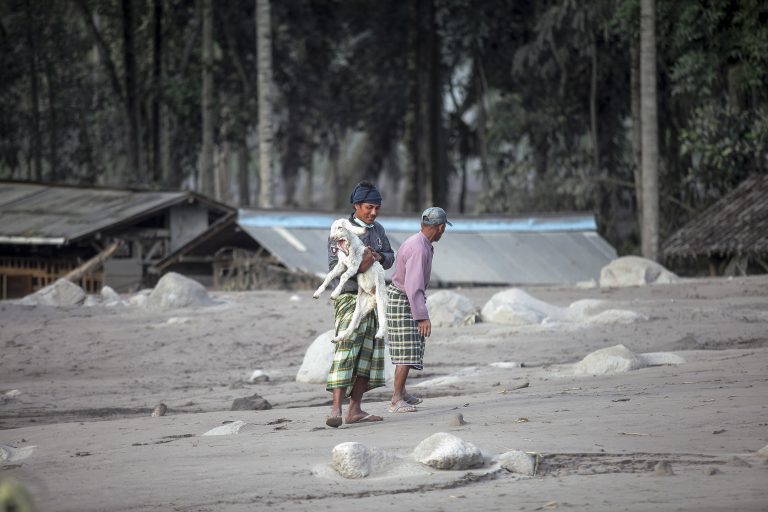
[417,319,432,338]
[358,247,379,273]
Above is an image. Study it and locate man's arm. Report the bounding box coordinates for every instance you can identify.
[377,228,395,270]
[403,248,430,321]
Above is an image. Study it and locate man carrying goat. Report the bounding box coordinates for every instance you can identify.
[322,181,394,428]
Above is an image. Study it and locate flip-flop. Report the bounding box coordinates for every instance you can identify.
[404,394,423,405]
[388,400,418,413]
[325,416,343,428]
[345,414,383,424]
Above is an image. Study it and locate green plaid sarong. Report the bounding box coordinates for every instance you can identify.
[386,284,425,370]
[326,293,386,393]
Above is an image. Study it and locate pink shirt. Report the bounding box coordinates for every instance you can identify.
[391,232,433,321]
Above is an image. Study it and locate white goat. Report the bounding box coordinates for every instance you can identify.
[313,218,388,341]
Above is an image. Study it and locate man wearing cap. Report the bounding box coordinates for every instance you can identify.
[386,206,451,413]
[324,181,395,427]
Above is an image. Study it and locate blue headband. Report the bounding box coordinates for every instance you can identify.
[349,183,382,205]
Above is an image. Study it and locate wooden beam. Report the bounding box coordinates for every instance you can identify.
[63,240,123,283]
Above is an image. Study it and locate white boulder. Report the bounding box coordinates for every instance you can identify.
[331,442,397,479]
[413,432,484,470]
[489,361,522,369]
[0,444,36,462]
[756,445,768,459]
[127,289,152,307]
[296,330,394,384]
[586,309,648,325]
[145,272,212,310]
[480,288,558,325]
[498,450,535,476]
[20,278,86,307]
[101,286,125,306]
[296,330,337,384]
[248,370,270,383]
[639,352,685,366]
[202,420,258,436]
[427,291,478,327]
[600,256,679,288]
[574,344,646,376]
[481,289,645,327]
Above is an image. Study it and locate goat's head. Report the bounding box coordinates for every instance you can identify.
[329,218,365,256]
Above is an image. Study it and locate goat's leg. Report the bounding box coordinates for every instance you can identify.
[373,273,388,339]
[335,292,367,342]
[330,266,359,299]
[313,262,347,298]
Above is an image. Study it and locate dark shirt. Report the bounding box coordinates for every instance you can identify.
[327,213,394,295]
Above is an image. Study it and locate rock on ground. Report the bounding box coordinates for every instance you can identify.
[480,288,558,325]
[574,344,646,376]
[230,394,272,411]
[100,286,125,306]
[756,445,768,458]
[639,352,685,366]
[413,432,484,470]
[498,450,535,476]
[331,442,398,479]
[202,420,258,436]
[145,272,212,310]
[0,444,36,462]
[295,330,336,384]
[248,370,270,383]
[600,256,679,287]
[481,289,644,327]
[427,290,477,327]
[20,278,85,307]
[296,330,394,384]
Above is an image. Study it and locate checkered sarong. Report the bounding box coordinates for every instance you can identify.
[386,285,425,370]
[326,293,386,393]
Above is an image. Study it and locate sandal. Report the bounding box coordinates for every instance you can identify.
[388,400,418,413]
[404,394,423,405]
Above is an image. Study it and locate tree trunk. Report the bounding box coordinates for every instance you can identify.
[401,0,421,211]
[25,0,43,181]
[45,57,58,182]
[417,0,433,207]
[630,36,643,236]
[151,0,163,184]
[474,54,490,190]
[256,0,274,208]
[640,0,659,261]
[329,143,340,209]
[122,0,142,184]
[200,0,215,197]
[589,37,600,175]
[238,135,250,206]
[426,0,446,208]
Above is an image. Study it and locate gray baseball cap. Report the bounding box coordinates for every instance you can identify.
[421,206,452,226]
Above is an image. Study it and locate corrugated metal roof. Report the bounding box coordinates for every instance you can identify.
[238,210,616,285]
[663,174,768,258]
[0,182,232,245]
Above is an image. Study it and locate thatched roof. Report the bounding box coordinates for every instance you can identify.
[663,174,768,259]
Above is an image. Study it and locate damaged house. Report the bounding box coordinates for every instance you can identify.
[0,182,234,299]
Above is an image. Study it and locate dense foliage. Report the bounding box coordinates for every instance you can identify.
[0,0,766,253]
